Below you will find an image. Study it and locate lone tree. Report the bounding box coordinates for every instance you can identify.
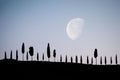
[100,56,102,65]
[105,56,107,65]
[4,51,7,59]
[16,50,18,61]
[29,46,34,61]
[47,43,50,61]
[53,49,56,62]
[110,57,112,64]
[80,56,82,64]
[115,54,118,65]
[75,56,78,63]
[65,55,67,63]
[42,53,44,61]
[94,48,98,65]
[60,55,62,62]
[91,57,93,65]
[22,43,25,61]
[71,57,73,63]
[87,56,89,64]
[10,50,12,60]
[26,52,28,61]
[37,52,39,61]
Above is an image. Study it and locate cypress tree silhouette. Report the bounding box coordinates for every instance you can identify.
[37,52,39,61]
[105,56,107,65]
[94,48,98,65]
[10,50,12,60]
[80,56,82,64]
[4,51,7,60]
[60,55,62,62]
[47,43,50,61]
[26,52,28,61]
[115,54,118,65]
[29,46,34,61]
[42,53,44,61]
[91,57,93,65]
[110,57,112,64]
[100,56,102,65]
[75,56,78,63]
[16,50,18,61]
[65,55,67,63]
[71,57,73,63]
[87,56,89,64]
[22,43,25,61]
[53,49,56,62]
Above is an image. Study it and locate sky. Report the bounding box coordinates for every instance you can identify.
[0,0,120,64]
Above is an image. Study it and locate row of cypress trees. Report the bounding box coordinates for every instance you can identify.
[3,43,118,65]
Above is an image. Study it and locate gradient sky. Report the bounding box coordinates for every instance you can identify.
[0,0,120,64]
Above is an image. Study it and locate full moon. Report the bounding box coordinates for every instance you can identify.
[66,18,84,40]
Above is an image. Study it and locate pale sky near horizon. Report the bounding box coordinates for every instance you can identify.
[0,0,120,64]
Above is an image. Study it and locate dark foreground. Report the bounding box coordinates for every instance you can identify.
[0,59,120,78]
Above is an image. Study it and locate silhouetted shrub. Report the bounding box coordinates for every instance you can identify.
[22,43,25,61]
[94,48,98,65]
[29,46,34,61]
[53,49,56,62]
[47,43,50,61]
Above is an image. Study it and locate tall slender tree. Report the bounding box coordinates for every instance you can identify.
[80,56,82,64]
[110,57,112,64]
[26,52,28,61]
[42,53,44,61]
[87,56,89,64]
[10,50,12,60]
[47,43,50,61]
[94,48,98,65]
[115,54,118,65]
[16,50,18,61]
[4,51,7,60]
[60,55,62,62]
[105,56,107,65]
[29,46,34,61]
[65,55,67,63]
[53,49,56,62]
[75,56,78,63]
[100,56,102,65]
[91,57,93,65]
[22,43,25,61]
[37,52,39,61]
[71,57,73,63]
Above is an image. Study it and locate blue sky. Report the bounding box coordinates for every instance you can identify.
[0,0,120,64]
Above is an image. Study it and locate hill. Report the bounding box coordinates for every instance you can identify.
[0,59,120,78]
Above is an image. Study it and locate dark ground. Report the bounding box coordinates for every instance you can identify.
[0,59,120,78]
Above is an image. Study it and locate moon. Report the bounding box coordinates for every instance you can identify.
[66,18,84,40]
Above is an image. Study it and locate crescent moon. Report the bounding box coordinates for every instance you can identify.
[66,18,84,40]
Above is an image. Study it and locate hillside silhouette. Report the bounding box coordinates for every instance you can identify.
[1,42,120,78]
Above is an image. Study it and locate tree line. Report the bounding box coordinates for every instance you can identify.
[3,43,119,65]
